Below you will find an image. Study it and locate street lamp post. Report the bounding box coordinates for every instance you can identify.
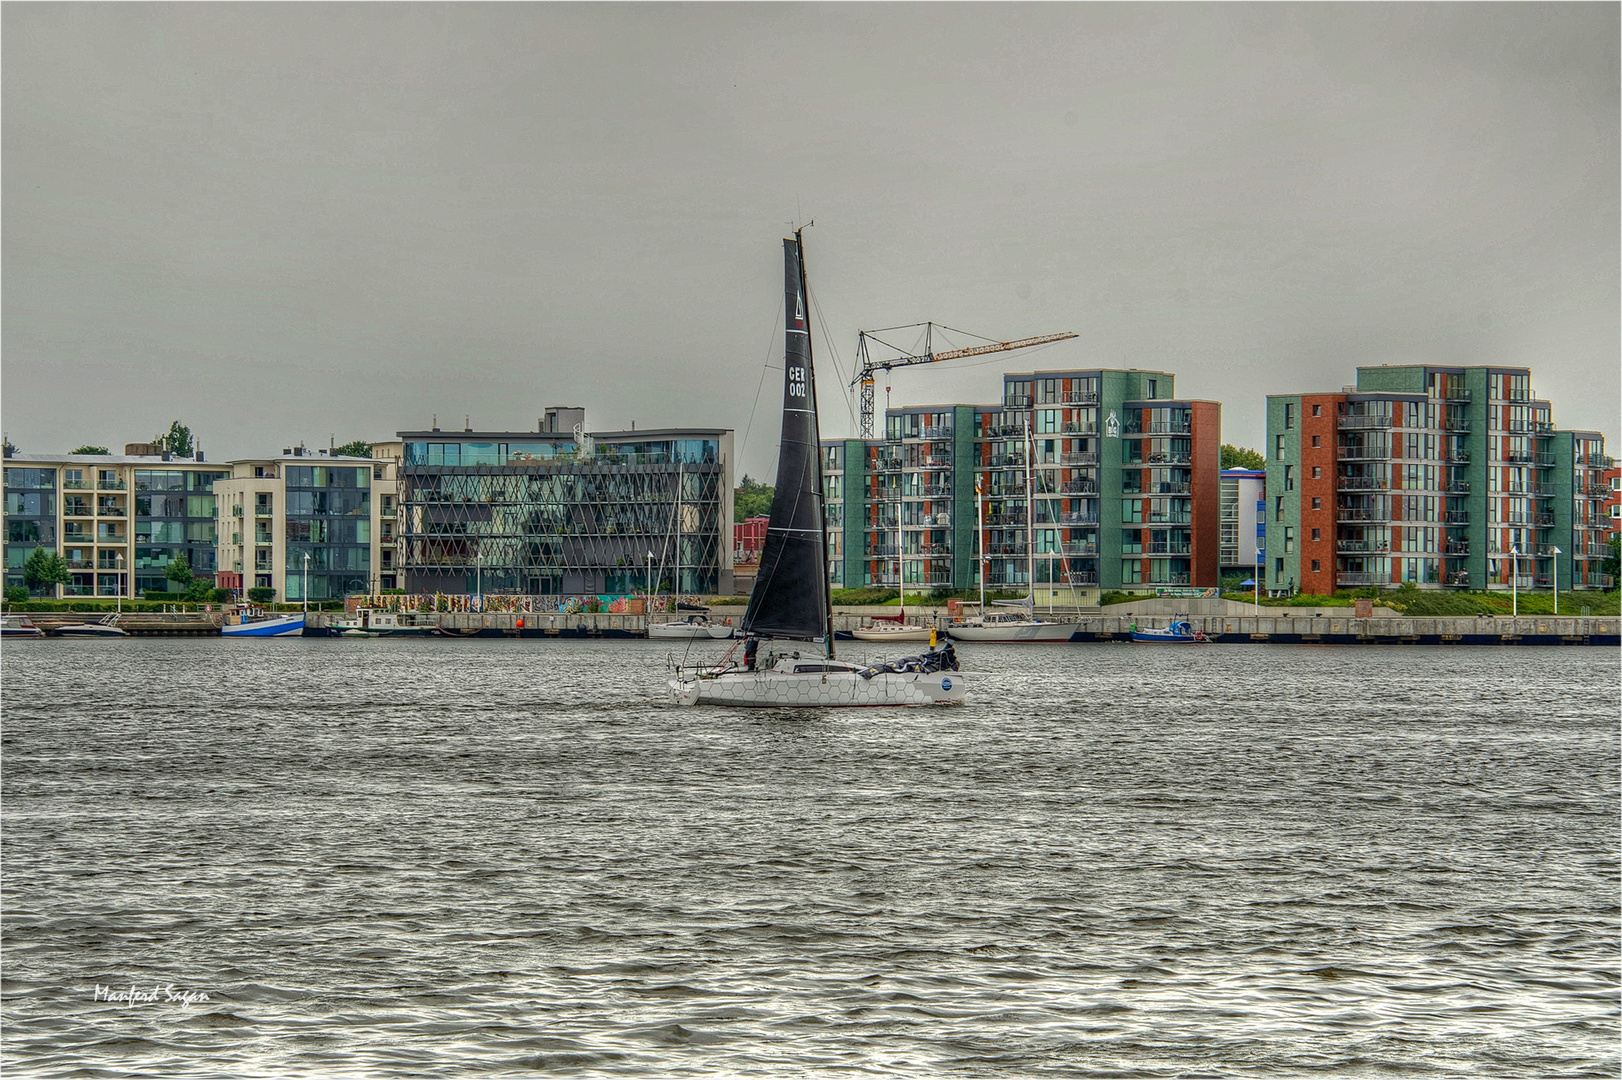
[1254,546,1262,614]
[476,550,482,605]
[1551,545,1561,615]
[302,552,310,616]
[647,551,655,611]
[1510,545,1518,617]
[116,551,124,615]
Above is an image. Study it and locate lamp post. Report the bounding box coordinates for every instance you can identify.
[1510,545,1518,617]
[476,549,482,604]
[115,551,123,615]
[1551,545,1561,615]
[1254,546,1262,614]
[302,552,310,616]
[647,551,655,611]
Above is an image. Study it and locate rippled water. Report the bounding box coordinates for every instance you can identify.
[3,639,1617,1077]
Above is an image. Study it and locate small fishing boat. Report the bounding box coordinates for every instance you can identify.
[1,614,44,638]
[668,230,966,708]
[53,613,129,638]
[1130,619,1208,643]
[221,611,306,637]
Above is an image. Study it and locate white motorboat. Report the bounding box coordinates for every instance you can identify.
[669,231,966,708]
[1,614,44,638]
[52,613,129,638]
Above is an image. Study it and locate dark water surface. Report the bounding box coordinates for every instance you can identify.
[3,639,1617,1078]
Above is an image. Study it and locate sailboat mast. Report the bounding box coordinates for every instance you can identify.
[798,232,836,660]
[977,475,986,611]
[1025,416,1035,607]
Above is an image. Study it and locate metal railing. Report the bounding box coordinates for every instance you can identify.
[1144,543,1192,555]
[1061,452,1098,465]
[1061,422,1097,435]
[1338,478,1384,490]
[1143,422,1192,434]
[1339,414,1392,429]
[1336,572,1389,586]
[1062,391,1099,405]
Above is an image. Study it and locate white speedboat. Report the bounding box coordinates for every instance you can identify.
[648,613,735,639]
[53,613,129,638]
[669,231,966,709]
[1,614,44,638]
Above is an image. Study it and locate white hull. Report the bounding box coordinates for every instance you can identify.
[221,614,306,637]
[946,619,1082,642]
[670,665,966,708]
[648,620,735,640]
[53,625,129,638]
[850,624,933,642]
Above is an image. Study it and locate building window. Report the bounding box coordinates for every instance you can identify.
[1311,559,1321,572]
[1275,434,1287,460]
[1310,435,1321,448]
[1284,403,1296,430]
[1310,466,1321,479]
[1311,528,1320,542]
[1146,379,1158,399]
[1274,496,1284,522]
[1311,404,1322,417]
[1284,466,1295,491]
[1311,498,1321,510]
[1283,527,1295,553]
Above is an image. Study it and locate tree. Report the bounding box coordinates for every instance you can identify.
[164,555,194,589]
[156,421,194,458]
[22,546,69,595]
[333,439,373,458]
[734,475,775,521]
[1220,444,1266,470]
[247,586,276,603]
[70,445,111,455]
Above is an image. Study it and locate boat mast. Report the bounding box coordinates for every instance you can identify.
[798,229,836,660]
[1025,416,1035,610]
[977,475,986,613]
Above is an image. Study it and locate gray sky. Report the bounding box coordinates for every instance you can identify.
[4,3,1617,479]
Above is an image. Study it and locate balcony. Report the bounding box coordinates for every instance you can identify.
[1062,391,1099,405]
[1144,454,1192,466]
[920,427,953,440]
[1061,542,1098,556]
[1061,452,1098,466]
[1061,422,1097,435]
[1338,449,1389,461]
[1443,450,1471,463]
[1147,513,1192,524]
[1436,388,1472,401]
[1444,571,1471,588]
[921,485,953,499]
[1443,511,1470,525]
[1143,422,1192,435]
[1336,542,1390,554]
[96,478,127,491]
[1060,513,1099,526]
[1062,481,1097,495]
[1336,571,1390,586]
[1144,573,1193,586]
[1148,483,1191,495]
[1143,542,1192,555]
[63,478,91,490]
[1583,453,1614,469]
[96,504,126,518]
[1339,506,1392,522]
[1005,396,1033,408]
[1444,481,1471,494]
[1339,414,1392,430]
[874,457,905,472]
[1338,478,1384,491]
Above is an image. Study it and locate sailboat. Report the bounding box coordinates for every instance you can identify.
[851,492,931,642]
[668,231,965,708]
[947,420,1085,643]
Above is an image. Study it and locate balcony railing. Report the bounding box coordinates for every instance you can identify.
[921,485,952,498]
[1443,451,1471,463]
[1144,455,1192,466]
[1061,422,1097,435]
[1148,483,1192,495]
[63,479,91,490]
[1339,414,1392,429]
[1147,513,1192,524]
[1336,571,1390,586]
[1144,573,1193,586]
[1060,513,1099,526]
[1062,481,1097,495]
[1444,482,1471,494]
[1444,511,1470,525]
[1061,452,1098,466]
[1338,449,1389,461]
[1338,478,1384,491]
[1062,391,1099,405]
[1143,422,1192,434]
[1061,542,1098,556]
[1144,543,1192,555]
[97,479,127,491]
[874,457,905,472]
[1005,396,1033,408]
[1435,388,1472,401]
[1336,542,1390,554]
[1339,507,1392,522]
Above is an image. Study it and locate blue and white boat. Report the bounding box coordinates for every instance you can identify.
[1129,619,1207,643]
[222,612,306,637]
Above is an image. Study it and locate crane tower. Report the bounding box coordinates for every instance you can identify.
[851,322,1078,439]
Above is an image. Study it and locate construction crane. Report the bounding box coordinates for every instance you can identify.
[851,322,1079,439]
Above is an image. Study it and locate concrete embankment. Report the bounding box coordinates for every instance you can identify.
[304,608,1618,645]
[25,612,224,636]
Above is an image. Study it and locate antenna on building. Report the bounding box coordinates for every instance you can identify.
[465,415,472,432]
[432,414,440,432]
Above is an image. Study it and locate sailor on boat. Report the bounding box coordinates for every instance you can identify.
[667,230,967,708]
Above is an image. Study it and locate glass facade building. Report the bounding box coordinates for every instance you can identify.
[397,426,734,597]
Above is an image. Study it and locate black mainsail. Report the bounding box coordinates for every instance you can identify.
[742,232,834,656]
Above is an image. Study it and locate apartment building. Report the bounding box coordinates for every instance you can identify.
[395,410,733,597]
[4,449,228,598]
[213,447,398,602]
[1264,365,1613,595]
[1220,468,1267,578]
[824,368,1222,597]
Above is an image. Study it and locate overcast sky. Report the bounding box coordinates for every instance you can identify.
[4,3,1617,478]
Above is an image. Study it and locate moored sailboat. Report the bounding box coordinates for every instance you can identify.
[668,232,964,708]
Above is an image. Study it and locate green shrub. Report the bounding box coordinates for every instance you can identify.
[4,585,28,604]
[209,587,233,603]
[246,587,276,603]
